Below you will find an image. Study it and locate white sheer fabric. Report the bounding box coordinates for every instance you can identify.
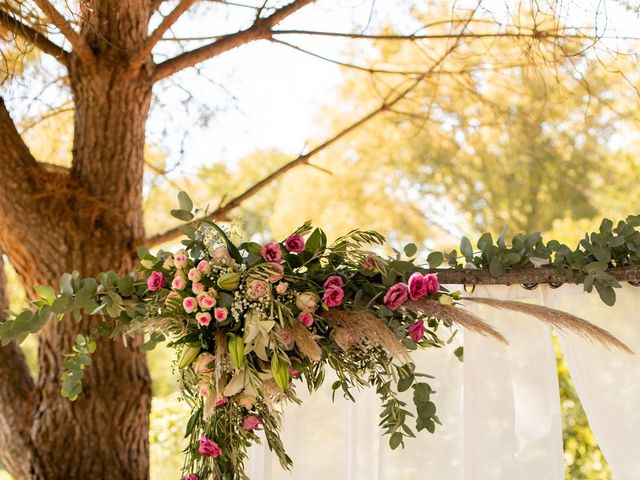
[247,284,640,479]
[544,284,640,480]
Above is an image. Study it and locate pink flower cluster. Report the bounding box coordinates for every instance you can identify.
[322,275,345,308]
[383,273,439,310]
[243,415,262,431]
[198,437,222,458]
[146,271,165,291]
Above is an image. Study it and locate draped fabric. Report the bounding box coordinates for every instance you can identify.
[248,284,640,479]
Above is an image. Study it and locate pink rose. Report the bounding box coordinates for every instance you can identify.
[424,273,440,294]
[214,396,227,407]
[183,297,197,313]
[183,474,200,480]
[197,293,215,310]
[278,328,295,350]
[362,254,376,270]
[407,272,428,301]
[265,262,284,283]
[211,246,235,266]
[296,292,319,312]
[174,252,188,269]
[260,242,283,263]
[276,282,289,295]
[196,260,210,273]
[214,307,228,322]
[192,282,205,294]
[198,437,222,458]
[242,415,262,431]
[323,286,344,308]
[193,353,215,376]
[408,320,425,343]
[188,268,201,282]
[298,311,314,327]
[383,283,409,310]
[288,364,301,378]
[196,312,212,326]
[284,234,305,253]
[323,275,344,289]
[146,271,165,291]
[172,276,186,290]
[246,279,270,300]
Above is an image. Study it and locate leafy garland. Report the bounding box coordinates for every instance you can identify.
[0,192,462,479]
[426,215,640,305]
[0,193,637,480]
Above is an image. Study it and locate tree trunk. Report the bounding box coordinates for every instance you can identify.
[0,13,154,478]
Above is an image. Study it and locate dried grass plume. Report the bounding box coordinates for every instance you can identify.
[464,297,633,354]
[407,299,508,344]
[324,310,411,363]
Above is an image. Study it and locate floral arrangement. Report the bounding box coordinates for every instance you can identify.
[0,192,631,480]
[137,204,457,479]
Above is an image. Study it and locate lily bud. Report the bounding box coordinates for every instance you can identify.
[217,272,241,291]
[178,344,201,369]
[228,335,245,370]
[270,355,290,391]
[438,294,454,305]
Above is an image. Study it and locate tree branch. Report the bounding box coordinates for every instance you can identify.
[32,0,95,66]
[147,40,461,246]
[429,266,640,286]
[0,8,70,64]
[130,0,198,68]
[153,0,316,82]
[0,252,37,479]
[270,29,635,41]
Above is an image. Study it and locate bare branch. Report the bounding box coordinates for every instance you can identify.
[0,8,70,64]
[146,35,463,246]
[31,0,95,66]
[0,253,37,479]
[130,0,198,68]
[153,0,316,82]
[271,28,640,42]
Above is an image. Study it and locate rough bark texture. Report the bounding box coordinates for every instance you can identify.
[0,1,154,477]
[0,1,315,478]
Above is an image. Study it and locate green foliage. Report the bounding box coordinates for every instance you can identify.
[430,215,640,305]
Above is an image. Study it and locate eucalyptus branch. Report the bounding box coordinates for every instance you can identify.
[0,8,70,64]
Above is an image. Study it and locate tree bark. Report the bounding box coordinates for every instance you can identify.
[0,0,154,476]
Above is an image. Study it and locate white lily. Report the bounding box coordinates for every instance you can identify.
[243,309,276,361]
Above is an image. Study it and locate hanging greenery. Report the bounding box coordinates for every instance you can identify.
[0,192,634,480]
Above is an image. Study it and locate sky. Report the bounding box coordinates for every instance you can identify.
[3,0,639,230]
[136,0,639,177]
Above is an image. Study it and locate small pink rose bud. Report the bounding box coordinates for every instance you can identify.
[188,268,202,282]
[172,276,186,290]
[276,282,289,295]
[196,312,212,326]
[182,297,197,313]
[298,311,314,327]
[197,260,211,273]
[214,307,228,322]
